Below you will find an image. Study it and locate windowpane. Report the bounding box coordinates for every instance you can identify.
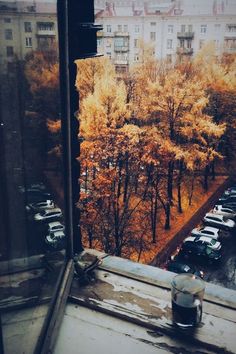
[0,0,67,353]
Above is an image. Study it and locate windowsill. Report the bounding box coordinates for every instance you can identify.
[54,249,236,354]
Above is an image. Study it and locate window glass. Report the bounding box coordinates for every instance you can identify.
[0,0,67,353]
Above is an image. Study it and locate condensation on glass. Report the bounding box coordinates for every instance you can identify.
[0,0,66,352]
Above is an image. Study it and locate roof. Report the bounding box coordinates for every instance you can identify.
[95,0,236,18]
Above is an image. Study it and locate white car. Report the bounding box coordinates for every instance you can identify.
[184,236,222,251]
[28,200,55,211]
[34,208,62,221]
[213,205,236,220]
[48,221,65,233]
[45,230,65,248]
[203,213,235,231]
[191,226,221,240]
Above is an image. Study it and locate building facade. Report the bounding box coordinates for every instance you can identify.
[0,1,57,73]
[95,0,236,71]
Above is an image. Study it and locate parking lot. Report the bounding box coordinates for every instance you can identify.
[165,184,236,291]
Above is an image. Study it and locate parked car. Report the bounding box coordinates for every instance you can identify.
[222,202,236,212]
[183,235,222,251]
[191,226,220,240]
[224,186,236,196]
[45,230,65,249]
[179,242,222,264]
[166,260,204,278]
[213,205,236,220]
[203,213,235,231]
[218,194,236,205]
[48,221,65,233]
[25,190,52,203]
[34,208,62,222]
[27,200,55,212]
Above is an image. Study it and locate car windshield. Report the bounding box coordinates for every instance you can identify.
[205,246,213,255]
[210,239,216,245]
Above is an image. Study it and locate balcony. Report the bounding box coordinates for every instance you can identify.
[176,47,193,55]
[177,32,194,39]
[114,31,129,37]
[114,45,129,52]
[114,59,128,65]
[37,29,56,36]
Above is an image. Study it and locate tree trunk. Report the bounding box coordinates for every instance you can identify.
[204,165,209,191]
[164,202,171,230]
[167,161,174,203]
[211,161,216,180]
[177,160,183,213]
[123,152,129,203]
[188,173,195,206]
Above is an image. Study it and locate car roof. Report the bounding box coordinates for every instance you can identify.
[201,226,219,233]
[51,230,65,236]
[198,236,215,243]
[184,236,195,242]
[48,221,63,227]
[205,213,223,219]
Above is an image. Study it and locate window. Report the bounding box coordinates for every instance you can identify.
[187,39,192,49]
[188,24,193,32]
[6,46,14,57]
[4,29,13,40]
[135,25,140,33]
[97,38,102,47]
[37,22,54,31]
[180,39,184,48]
[215,24,221,30]
[25,37,32,47]
[167,39,173,49]
[166,54,172,63]
[150,22,156,26]
[150,32,156,41]
[107,51,112,58]
[134,54,139,61]
[200,24,207,33]
[199,39,205,49]
[124,25,128,32]
[134,38,139,48]
[226,24,236,32]
[107,25,111,32]
[181,24,186,33]
[4,18,11,23]
[24,21,32,32]
[106,38,112,47]
[168,25,173,34]
[117,25,122,32]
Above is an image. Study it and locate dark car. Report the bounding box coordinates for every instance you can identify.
[218,194,236,205]
[166,260,204,278]
[179,241,222,264]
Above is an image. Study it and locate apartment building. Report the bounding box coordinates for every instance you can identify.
[95,0,236,72]
[0,0,57,73]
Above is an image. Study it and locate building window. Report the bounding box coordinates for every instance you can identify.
[124,25,128,32]
[188,24,193,32]
[5,29,13,40]
[168,25,173,34]
[181,24,186,33]
[97,38,102,47]
[106,38,112,47]
[199,39,205,49]
[226,24,236,32]
[37,22,54,31]
[215,24,221,31]
[214,39,220,49]
[187,39,192,49]
[6,46,14,57]
[135,25,140,33]
[167,39,173,49]
[134,39,139,48]
[134,54,139,62]
[4,18,11,23]
[200,25,207,33]
[117,25,122,32]
[150,22,156,26]
[24,22,32,32]
[107,52,112,58]
[107,25,111,33]
[180,39,184,48]
[166,54,172,63]
[25,37,32,47]
[150,32,156,41]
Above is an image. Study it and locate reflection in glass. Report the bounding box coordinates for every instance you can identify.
[0,0,66,352]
